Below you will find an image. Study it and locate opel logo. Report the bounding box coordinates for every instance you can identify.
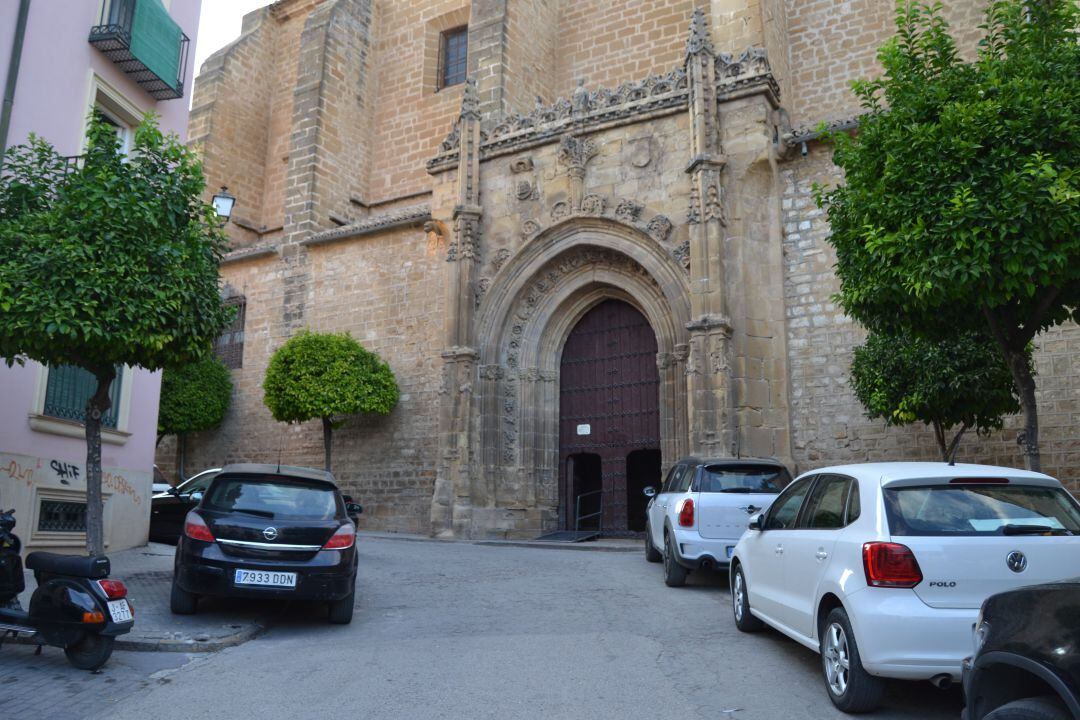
[1006,550,1027,574]
[263,526,278,541]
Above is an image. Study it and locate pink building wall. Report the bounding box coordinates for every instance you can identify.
[0,0,203,552]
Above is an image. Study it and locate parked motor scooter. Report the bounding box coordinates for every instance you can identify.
[0,508,134,670]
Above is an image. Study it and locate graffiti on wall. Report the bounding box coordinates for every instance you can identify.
[0,453,146,506]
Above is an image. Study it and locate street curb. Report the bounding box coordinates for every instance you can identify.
[6,621,267,654]
[358,531,639,553]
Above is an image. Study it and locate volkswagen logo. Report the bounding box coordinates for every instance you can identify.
[1006,550,1028,574]
[262,526,279,542]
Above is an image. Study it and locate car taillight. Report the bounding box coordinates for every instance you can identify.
[863,542,922,588]
[184,511,215,542]
[678,499,695,528]
[323,524,355,550]
[96,579,128,599]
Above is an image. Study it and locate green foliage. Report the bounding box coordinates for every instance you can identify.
[818,0,1080,335]
[0,115,234,374]
[158,356,233,438]
[262,330,399,425]
[850,329,1028,457]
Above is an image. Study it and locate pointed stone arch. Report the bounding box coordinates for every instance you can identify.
[469,218,691,535]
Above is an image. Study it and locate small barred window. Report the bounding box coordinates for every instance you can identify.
[215,298,246,370]
[439,27,468,89]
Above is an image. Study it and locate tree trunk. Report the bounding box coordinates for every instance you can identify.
[1007,347,1041,472]
[945,423,968,464]
[931,420,948,461]
[322,417,333,472]
[84,366,115,557]
[983,307,1041,472]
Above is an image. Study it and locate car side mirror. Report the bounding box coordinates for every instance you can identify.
[346,502,363,515]
[167,486,180,497]
[643,486,656,498]
[748,513,764,531]
[189,491,204,504]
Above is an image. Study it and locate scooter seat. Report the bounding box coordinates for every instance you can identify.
[25,552,110,579]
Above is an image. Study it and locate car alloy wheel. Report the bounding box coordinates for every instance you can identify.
[733,570,745,622]
[823,621,850,697]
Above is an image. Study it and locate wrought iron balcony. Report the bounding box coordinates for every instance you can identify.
[88,0,189,101]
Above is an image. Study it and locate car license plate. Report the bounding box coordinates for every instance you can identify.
[107,599,133,623]
[726,546,735,559]
[234,569,297,588]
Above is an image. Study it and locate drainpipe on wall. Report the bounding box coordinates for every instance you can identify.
[0,0,32,167]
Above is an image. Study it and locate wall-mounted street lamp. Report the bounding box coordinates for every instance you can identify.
[211,186,236,222]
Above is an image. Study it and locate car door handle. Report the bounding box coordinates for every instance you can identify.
[775,545,784,555]
[740,505,760,515]
[815,550,828,561]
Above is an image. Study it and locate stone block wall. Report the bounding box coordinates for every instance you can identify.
[785,0,987,128]
[553,0,695,97]
[781,143,1080,492]
[367,1,470,200]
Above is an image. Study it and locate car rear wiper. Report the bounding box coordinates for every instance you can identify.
[719,487,754,493]
[231,507,275,519]
[1002,523,1055,535]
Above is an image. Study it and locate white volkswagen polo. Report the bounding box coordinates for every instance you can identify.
[729,462,1080,713]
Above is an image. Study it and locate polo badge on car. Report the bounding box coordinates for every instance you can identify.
[263,527,279,541]
[1006,550,1027,573]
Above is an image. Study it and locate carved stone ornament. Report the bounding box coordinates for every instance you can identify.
[614,199,644,223]
[687,185,701,224]
[516,180,535,201]
[521,219,541,238]
[685,8,714,57]
[460,76,480,119]
[672,239,691,272]
[704,183,724,224]
[479,364,504,381]
[492,247,511,272]
[509,157,534,174]
[556,135,599,172]
[710,334,729,374]
[646,214,673,242]
[448,213,480,262]
[550,201,571,221]
[717,47,771,81]
[629,137,653,168]
[580,194,605,215]
[475,277,491,307]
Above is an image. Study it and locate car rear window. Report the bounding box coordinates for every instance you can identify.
[203,475,340,520]
[883,484,1080,536]
[699,465,791,494]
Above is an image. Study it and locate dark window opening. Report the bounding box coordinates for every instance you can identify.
[38,500,87,533]
[215,298,246,369]
[626,449,661,532]
[439,26,468,90]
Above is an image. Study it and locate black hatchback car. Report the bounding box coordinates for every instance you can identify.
[170,464,362,624]
[962,579,1080,720]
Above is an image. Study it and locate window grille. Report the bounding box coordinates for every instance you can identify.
[215,298,246,369]
[439,27,468,89]
[43,365,123,428]
[38,500,87,533]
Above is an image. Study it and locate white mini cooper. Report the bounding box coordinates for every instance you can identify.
[643,457,791,586]
[729,462,1080,713]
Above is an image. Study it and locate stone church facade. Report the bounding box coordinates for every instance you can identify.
[161,0,1080,538]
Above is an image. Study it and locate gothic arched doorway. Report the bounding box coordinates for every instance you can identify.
[558,299,661,535]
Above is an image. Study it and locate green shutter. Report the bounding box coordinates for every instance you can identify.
[43,366,123,429]
[130,0,182,94]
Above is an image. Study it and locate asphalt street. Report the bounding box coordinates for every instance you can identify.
[1,537,964,719]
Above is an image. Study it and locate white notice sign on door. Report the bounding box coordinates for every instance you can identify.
[576,424,591,436]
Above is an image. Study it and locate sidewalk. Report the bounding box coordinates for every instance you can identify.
[10,531,637,653]
[16,542,266,652]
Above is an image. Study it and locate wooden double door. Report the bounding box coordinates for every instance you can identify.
[558,300,662,535]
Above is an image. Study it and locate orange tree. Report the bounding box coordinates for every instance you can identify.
[819,0,1080,470]
[0,117,232,554]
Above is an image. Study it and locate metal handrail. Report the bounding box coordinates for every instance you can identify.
[574,489,603,534]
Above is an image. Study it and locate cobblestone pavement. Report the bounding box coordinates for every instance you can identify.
[3,538,964,720]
